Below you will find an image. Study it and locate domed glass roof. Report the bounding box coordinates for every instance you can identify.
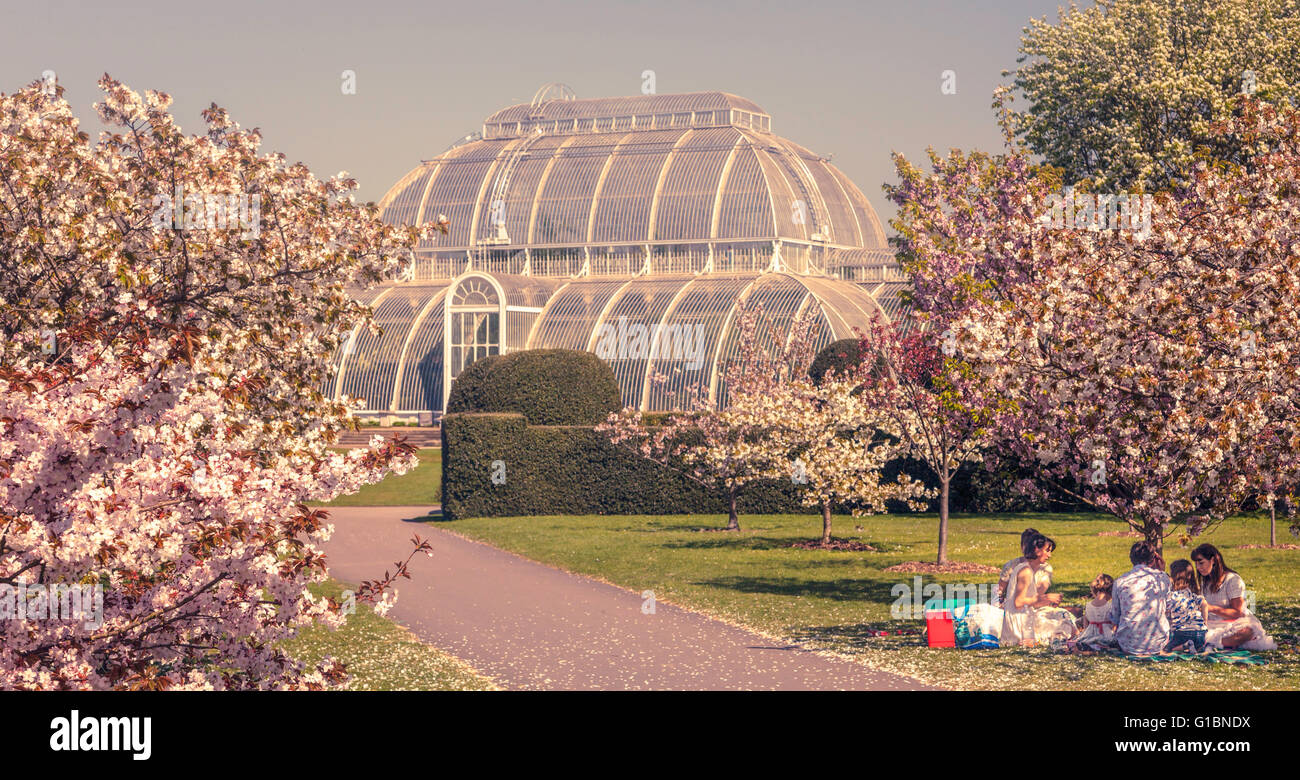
[379,88,888,266]
[340,87,906,416]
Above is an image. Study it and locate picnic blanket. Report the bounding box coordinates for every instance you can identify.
[1051,641,1268,665]
[1120,648,1268,666]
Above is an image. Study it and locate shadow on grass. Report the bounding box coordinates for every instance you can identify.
[694,575,904,603]
[791,615,1299,685]
[660,535,911,554]
[789,622,922,653]
[1050,584,1093,602]
[787,623,1152,682]
[955,512,1105,524]
[662,536,800,551]
[1253,602,1300,644]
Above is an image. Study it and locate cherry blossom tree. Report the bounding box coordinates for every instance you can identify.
[598,303,820,532]
[888,95,1300,552]
[855,323,993,564]
[737,369,930,546]
[0,76,440,689]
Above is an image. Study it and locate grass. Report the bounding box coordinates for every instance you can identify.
[282,578,497,690]
[316,448,441,507]
[438,510,1300,691]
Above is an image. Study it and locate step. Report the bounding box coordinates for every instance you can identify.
[335,427,441,449]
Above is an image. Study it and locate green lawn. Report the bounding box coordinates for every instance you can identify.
[438,511,1300,690]
[282,578,496,690]
[317,448,441,507]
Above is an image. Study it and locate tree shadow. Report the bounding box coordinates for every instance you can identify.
[958,512,1103,524]
[1253,602,1300,643]
[661,536,797,551]
[788,622,924,653]
[1049,583,1092,602]
[660,536,910,554]
[693,575,903,603]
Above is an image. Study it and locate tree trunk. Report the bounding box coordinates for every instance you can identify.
[1145,521,1163,558]
[820,500,833,546]
[726,489,740,531]
[1271,500,1277,547]
[937,475,950,565]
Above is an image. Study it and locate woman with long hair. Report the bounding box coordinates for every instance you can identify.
[1190,543,1276,651]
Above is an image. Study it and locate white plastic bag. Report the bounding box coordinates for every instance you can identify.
[955,602,1003,648]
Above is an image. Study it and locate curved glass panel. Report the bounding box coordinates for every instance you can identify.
[395,289,450,412]
[828,165,888,247]
[591,129,684,243]
[531,280,628,350]
[653,128,735,242]
[381,167,434,228]
[752,144,811,242]
[804,156,863,247]
[714,274,810,408]
[420,139,513,248]
[322,287,388,400]
[595,278,691,407]
[531,133,623,244]
[716,147,773,240]
[798,274,884,339]
[645,275,753,410]
[336,284,445,411]
[474,135,567,246]
[497,274,569,309]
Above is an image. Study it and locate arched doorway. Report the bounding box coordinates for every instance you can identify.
[444,275,504,401]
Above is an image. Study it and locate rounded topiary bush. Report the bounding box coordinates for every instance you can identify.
[809,338,866,384]
[445,348,623,425]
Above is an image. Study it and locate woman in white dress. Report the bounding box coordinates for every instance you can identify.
[1191,544,1276,651]
[1002,533,1063,646]
[996,528,1048,607]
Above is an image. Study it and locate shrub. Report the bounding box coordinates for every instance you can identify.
[440,413,804,521]
[441,412,1086,521]
[809,338,866,384]
[445,349,622,425]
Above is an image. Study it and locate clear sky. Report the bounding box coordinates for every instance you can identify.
[2,0,1078,232]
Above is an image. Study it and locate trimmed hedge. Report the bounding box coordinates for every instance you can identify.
[445,349,622,425]
[440,412,1083,521]
[440,413,805,521]
[809,338,866,384]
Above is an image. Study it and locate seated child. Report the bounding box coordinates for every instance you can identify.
[1165,559,1208,653]
[1073,574,1116,649]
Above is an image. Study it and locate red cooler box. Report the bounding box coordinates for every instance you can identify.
[923,597,971,648]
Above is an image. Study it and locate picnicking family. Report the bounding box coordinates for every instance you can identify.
[991,528,1276,654]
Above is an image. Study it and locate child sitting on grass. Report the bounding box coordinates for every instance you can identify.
[1071,574,1116,651]
[1165,559,1208,653]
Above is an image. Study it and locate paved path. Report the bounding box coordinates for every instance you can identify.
[322,506,935,691]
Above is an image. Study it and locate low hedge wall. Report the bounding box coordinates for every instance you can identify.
[440,413,1086,521]
[440,413,806,521]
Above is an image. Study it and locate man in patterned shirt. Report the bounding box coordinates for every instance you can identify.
[1111,541,1171,656]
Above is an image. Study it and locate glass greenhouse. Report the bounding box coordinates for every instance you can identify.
[329,85,911,417]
